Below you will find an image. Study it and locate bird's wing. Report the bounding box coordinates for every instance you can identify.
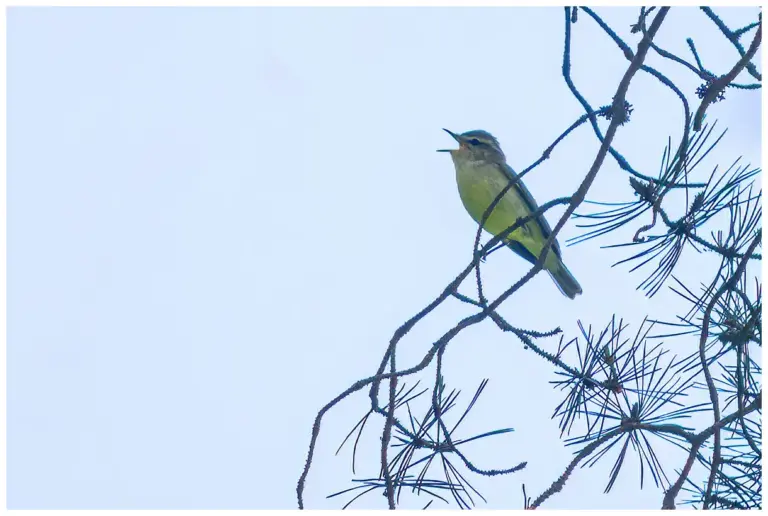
[499,162,561,257]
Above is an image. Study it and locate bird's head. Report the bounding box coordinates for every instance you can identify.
[438,129,506,164]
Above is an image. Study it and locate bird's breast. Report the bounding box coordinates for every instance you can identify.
[455,162,507,219]
[453,161,532,238]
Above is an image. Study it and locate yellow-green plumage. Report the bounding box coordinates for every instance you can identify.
[441,129,582,299]
[455,160,560,271]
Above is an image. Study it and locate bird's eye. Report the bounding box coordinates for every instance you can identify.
[469,138,481,145]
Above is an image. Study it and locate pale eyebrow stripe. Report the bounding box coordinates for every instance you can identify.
[468,136,495,146]
[461,132,501,149]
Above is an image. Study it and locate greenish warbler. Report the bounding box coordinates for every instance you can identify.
[439,129,582,299]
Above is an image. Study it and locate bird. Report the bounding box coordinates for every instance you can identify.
[438,128,582,299]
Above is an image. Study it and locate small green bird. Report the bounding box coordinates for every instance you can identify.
[439,129,582,299]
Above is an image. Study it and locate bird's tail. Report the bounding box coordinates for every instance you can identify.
[547,259,582,299]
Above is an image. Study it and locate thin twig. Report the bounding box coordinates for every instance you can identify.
[693,22,762,131]
[700,7,762,81]
[381,348,397,508]
[529,430,620,508]
[662,391,762,509]
[698,231,761,508]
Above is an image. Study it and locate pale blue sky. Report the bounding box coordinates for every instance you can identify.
[8,6,761,509]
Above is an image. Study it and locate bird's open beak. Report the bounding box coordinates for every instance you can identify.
[437,128,462,152]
